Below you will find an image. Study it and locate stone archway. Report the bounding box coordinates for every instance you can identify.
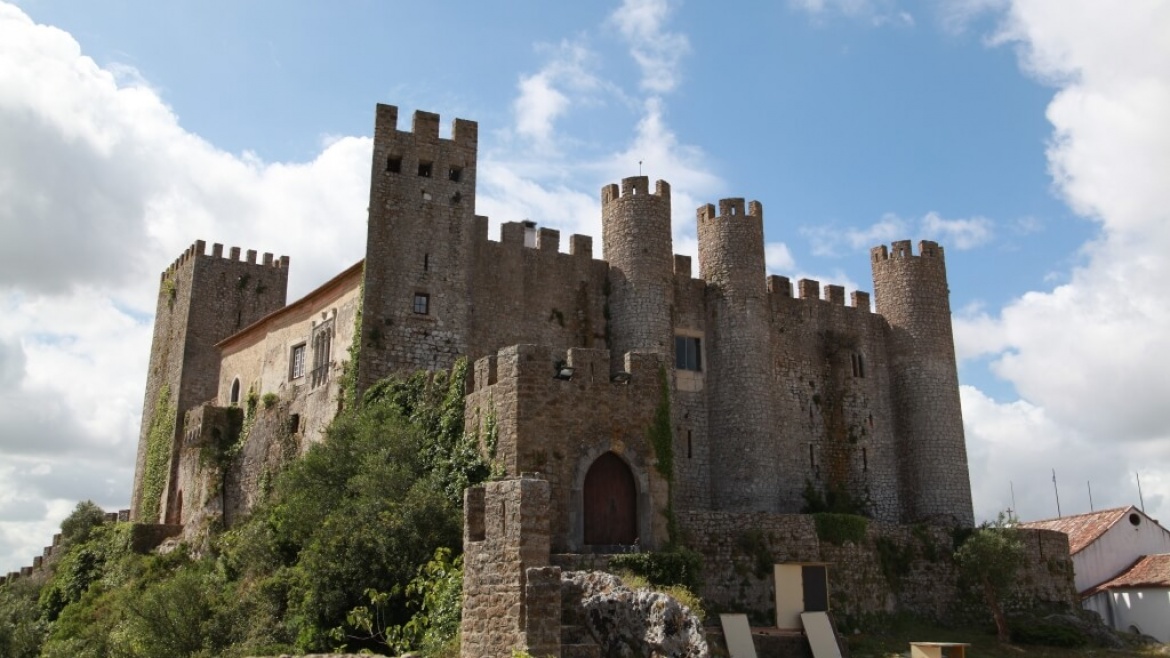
[583,452,638,546]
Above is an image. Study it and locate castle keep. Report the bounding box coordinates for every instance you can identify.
[131,102,975,547]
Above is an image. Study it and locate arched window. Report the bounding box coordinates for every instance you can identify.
[230,378,241,405]
[583,452,637,546]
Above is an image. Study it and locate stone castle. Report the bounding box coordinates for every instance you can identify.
[131,102,975,542]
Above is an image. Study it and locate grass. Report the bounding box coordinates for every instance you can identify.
[845,616,1169,658]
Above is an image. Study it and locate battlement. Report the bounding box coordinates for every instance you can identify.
[697,198,763,222]
[601,176,671,205]
[161,240,290,281]
[373,103,478,148]
[765,275,871,311]
[474,219,595,258]
[870,239,945,264]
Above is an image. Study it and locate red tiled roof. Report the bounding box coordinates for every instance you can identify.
[1018,506,1133,555]
[1083,554,1170,596]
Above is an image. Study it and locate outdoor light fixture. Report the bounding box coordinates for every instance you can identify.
[553,362,575,380]
[610,371,632,384]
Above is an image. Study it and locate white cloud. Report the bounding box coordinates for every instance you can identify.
[608,0,690,94]
[513,40,605,150]
[951,0,1170,523]
[790,0,915,27]
[921,211,994,249]
[0,3,370,572]
[765,242,797,273]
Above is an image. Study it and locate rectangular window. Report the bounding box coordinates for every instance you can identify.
[675,335,702,371]
[448,166,463,182]
[289,343,306,380]
[417,161,432,177]
[386,155,402,173]
[413,293,430,315]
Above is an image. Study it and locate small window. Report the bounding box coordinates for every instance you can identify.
[289,414,301,434]
[386,156,402,173]
[413,293,430,315]
[230,378,241,405]
[675,335,701,371]
[418,161,432,177]
[290,343,306,379]
[448,166,463,182]
[851,353,866,378]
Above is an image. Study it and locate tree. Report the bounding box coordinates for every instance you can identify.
[60,500,106,546]
[954,514,1025,643]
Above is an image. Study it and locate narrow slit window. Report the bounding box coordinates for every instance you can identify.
[417,161,432,177]
[687,430,693,459]
[851,353,866,378]
[862,447,868,472]
[386,156,402,173]
[413,293,430,315]
[424,253,429,272]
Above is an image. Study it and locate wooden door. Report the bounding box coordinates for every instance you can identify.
[583,452,637,546]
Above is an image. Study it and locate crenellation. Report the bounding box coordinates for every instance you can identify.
[536,227,559,252]
[569,234,591,257]
[674,254,691,278]
[798,278,820,300]
[263,252,273,266]
[212,242,223,258]
[229,246,241,260]
[246,249,257,264]
[851,290,871,310]
[825,284,845,305]
[500,221,526,245]
[412,109,441,140]
[768,274,792,297]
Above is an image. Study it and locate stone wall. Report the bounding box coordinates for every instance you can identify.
[678,510,1077,627]
[462,476,561,658]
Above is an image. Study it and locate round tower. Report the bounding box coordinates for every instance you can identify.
[871,240,974,526]
[697,199,780,512]
[601,176,674,371]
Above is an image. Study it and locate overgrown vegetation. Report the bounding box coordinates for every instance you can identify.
[609,546,703,591]
[0,360,490,657]
[812,512,868,546]
[139,384,176,522]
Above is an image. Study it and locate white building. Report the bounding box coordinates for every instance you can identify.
[1021,505,1170,640]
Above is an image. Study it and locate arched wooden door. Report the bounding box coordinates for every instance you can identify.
[583,452,637,546]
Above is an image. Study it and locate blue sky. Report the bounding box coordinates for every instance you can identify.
[2,0,1168,573]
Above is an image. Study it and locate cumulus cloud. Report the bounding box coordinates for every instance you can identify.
[951,0,1170,522]
[513,40,605,149]
[0,3,370,572]
[608,0,691,93]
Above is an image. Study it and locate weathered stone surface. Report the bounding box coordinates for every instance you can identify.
[562,570,707,658]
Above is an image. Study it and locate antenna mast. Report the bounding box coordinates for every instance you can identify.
[1053,469,1062,518]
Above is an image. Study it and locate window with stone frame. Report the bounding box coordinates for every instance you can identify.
[289,343,306,380]
[413,293,430,315]
[675,335,702,371]
[851,352,866,378]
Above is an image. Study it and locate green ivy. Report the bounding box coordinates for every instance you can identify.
[139,384,176,522]
[813,512,868,546]
[647,366,672,481]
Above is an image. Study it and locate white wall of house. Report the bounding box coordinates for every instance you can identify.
[1072,511,1170,592]
[1090,587,1170,642]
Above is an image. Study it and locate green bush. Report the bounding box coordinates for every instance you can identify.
[813,512,868,546]
[609,547,703,591]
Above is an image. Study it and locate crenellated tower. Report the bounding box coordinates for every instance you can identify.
[601,176,674,372]
[358,104,479,393]
[697,199,781,512]
[131,241,289,523]
[871,240,974,526]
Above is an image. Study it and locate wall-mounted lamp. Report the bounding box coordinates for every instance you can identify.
[553,362,575,381]
[610,371,632,384]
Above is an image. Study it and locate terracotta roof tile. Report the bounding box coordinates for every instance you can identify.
[1083,554,1170,597]
[1018,506,1132,555]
